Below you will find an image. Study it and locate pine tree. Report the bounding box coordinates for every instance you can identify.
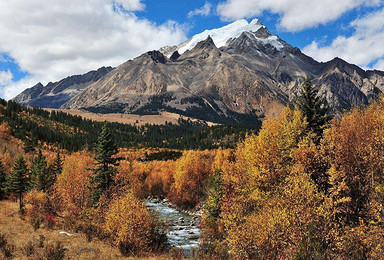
[90,123,119,205]
[0,159,7,200]
[31,150,51,192]
[6,155,29,210]
[23,138,35,153]
[50,150,63,183]
[297,77,330,140]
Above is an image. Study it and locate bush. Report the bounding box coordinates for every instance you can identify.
[42,242,66,260]
[169,150,214,209]
[24,189,51,230]
[22,241,36,256]
[0,233,14,258]
[105,191,152,256]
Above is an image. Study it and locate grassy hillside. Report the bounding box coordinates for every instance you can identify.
[0,99,259,152]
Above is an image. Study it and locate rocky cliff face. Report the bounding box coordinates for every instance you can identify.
[15,19,384,124]
[13,67,113,108]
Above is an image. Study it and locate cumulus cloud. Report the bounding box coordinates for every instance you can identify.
[0,0,187,99]
[0,70,13,86]
[188,2,212,18]
[303,7,384,68]
[114,0,145,11]
[373,59,384,70]
[0,76,39,100]
[217,0,381,32]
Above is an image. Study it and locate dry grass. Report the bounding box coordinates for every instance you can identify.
[0,200,171,259]
[44,109,218,127]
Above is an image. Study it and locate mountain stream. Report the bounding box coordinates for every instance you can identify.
[146,199,201,256]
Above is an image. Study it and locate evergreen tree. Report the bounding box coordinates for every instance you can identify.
[31,150,51,192]
[23,138,35,153]
[0,159,7,200]
[90,123,119,204]
[297,77,330,140]
[6,155,29,210]
[49,150,63,184]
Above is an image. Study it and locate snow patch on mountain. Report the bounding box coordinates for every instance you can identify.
[161,19,284,57]
[178,19,263,54]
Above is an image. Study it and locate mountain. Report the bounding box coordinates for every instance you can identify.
[15,19,384,124]
[13,66,113,108]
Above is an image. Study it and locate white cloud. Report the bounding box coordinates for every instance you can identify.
[217,0,381,32]
[0,76,39,100]
[0,70,13,86]
[373,59,384,70]
[188,2,212,18]
[114,0,145,11]
[303,7,384,68]
[0,0,187,99]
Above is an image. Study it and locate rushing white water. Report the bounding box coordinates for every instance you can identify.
[146,199,201,255]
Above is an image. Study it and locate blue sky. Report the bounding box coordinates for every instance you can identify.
[0,0,384,99]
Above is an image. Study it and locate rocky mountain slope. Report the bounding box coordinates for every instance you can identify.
[14,19,384,124]
[13,66,113,108]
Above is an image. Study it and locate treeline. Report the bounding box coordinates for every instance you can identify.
[0,99,259,151]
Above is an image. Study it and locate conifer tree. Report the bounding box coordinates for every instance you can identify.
[50,150,63,182]
[23,138,35,153]
[6,155,29,210]
[297,77,330,140]
[0,159,7,200]
[31,150,51,192]
[90,123,119,204]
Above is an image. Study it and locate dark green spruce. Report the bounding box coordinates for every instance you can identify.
[297,77,330,140]
[6,155,29,210]
[31,149,54,192]
[90,123,119,205]
[49,150,63,183]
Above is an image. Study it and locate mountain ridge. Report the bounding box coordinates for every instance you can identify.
[13,66,113,108]
[13,19,384,124]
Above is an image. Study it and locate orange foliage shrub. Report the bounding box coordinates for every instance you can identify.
[145,160,175,198]
[104,191,152,256]
[56,151,93,215]
[169,150,215,209]
[116,159,150,199]
[320,97,384,226]
[0,122,10,140]
[0,152,13,173]
[24,189,52,229]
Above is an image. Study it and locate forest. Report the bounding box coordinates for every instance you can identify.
[0,79,384,259]
[0,99,259,152]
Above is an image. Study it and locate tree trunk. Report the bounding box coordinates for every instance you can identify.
[19,192,23,210]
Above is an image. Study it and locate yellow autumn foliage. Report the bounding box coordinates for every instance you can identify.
[56,151,93,215]
[104,191,151,255]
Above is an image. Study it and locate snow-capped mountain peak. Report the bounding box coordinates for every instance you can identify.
[178,19,263,54]
[161,18,284,57]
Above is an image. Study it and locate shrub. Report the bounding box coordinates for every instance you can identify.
[0,233,14,258]
[24,189,50,230]
[43,242,66,260]
[22,241,36,256]
[105,191,152,256]
[169,150,214,209]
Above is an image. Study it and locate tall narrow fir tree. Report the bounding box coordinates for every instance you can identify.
[6,155,29,210]
[297,77,330,141]
[90,123,119,204]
